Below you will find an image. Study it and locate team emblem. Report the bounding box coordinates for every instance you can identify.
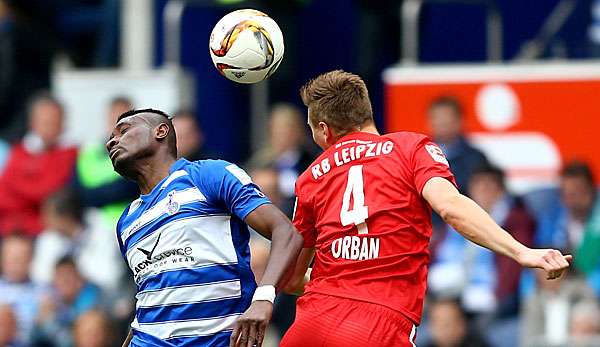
[425,144,450,166]
[166,191,180,215]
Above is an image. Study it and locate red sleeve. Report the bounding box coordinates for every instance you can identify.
[411,137,457,194]
[292,183,316,248]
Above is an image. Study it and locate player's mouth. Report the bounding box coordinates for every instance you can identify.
[109,147,123,161]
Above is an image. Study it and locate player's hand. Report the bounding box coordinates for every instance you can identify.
[230,300,273,347]
[516,248,572,280]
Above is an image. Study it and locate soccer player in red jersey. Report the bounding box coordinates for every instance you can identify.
[279,70,571,347]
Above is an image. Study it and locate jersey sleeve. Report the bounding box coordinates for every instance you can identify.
[292,183,317,248]
[195,160,271,220]
[411,137,457,194]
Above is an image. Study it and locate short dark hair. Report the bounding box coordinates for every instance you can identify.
[2,233,32,247]
[56,255,77,270]
[300,70,374,135]
[471,163,506,190]
[428,294,462,307]
[117,108,171,122]
[45,189,84,223]
[561,161,595,187]
[118,108,177,158]
[428,96,463,117]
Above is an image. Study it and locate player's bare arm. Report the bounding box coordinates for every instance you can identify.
[230,204,304,347]
[121,329,133,347]
[422,176,571,280]
[282,248,315,295]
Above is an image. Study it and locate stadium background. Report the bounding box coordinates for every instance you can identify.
[1,0,600,346]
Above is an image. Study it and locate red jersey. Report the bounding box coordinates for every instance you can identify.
[293,131,456,324]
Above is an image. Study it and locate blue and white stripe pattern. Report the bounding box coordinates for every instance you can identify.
[116,159,270,346]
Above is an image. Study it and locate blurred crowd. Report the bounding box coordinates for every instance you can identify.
[0,88,597,347]
[0,89,317,346]
[418,98,600,347]
[1,1,600,347]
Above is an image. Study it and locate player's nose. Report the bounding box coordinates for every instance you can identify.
[106,137,118,153]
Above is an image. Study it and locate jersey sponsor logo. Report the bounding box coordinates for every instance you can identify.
[311,141,394,179]
[331,236,380,260]
[133,233,194,276]
[226,164,253,185]
[137,233,162,260]
[425,144,449,166]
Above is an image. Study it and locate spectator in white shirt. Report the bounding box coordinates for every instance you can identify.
[31,189,125,292]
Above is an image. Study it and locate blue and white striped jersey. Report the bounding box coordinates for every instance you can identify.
[116,158,270,347]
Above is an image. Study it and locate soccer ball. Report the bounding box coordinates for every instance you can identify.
[209,9,284,84]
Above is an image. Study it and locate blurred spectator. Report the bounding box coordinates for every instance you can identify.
[471,165,536,319]
[0,305,20,347]
[536,161,600,294]
[250,166,290,216]
[424,297,490,347]
[0,234,45,345]
[0,93,77,236]
[72,96,138,228]
[570,300,600,346]
[429,165,535,322]
[73,310,113,347]
[427,96,489,194]
[428,165,535,347]
[0,0,55,140]
[31,189,125,292]
[522,270,597,347]
[172,109,208,161]
[247,103,315,210]
[32,256,102,347]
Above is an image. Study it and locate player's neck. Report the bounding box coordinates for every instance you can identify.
[136,156,177,195]
[325,124,380,149]
[357,123,380,136]
[333,124,380,143]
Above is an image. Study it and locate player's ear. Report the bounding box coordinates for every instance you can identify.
[321,122,336,145]
[318,121,328,136]
[155,123,170,140]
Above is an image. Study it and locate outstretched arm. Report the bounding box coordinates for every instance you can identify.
[422,177,571,280]
[230,204,304,347]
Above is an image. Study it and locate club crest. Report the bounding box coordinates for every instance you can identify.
[166,191,180,215]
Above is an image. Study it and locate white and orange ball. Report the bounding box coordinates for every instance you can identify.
[209,9,285,84]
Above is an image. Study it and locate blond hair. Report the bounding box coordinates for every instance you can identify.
[300,70,373,135]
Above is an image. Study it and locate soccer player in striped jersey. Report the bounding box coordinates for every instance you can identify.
[106,109,304,347]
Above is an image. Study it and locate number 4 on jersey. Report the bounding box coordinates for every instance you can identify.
[340,165,369,234]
